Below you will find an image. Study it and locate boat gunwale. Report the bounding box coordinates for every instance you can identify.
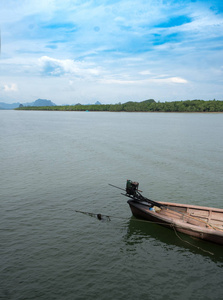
[157,201,223,213]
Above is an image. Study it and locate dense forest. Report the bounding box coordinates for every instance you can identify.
[16,99,223,112]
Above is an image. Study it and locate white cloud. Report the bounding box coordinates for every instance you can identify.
[153,77,188,84]
[101,76,188,85]
[3,83,18,92]
[139,70,152,75]
[38,56,102,77]
[170,77,188,83]
[101,79,137,85]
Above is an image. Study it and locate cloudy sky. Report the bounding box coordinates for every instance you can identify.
[0,0,223,105]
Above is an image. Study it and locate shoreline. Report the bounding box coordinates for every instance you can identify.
[13,109,223,113]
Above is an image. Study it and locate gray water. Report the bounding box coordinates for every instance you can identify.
[1,110,223,300]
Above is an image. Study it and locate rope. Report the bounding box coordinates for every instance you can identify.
[171,225,214,256]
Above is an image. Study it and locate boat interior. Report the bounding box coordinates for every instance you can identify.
[147,203,223,231]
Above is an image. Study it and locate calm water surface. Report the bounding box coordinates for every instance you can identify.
[1,111,223,300]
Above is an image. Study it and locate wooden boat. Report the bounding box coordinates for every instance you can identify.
[125,180,223,245]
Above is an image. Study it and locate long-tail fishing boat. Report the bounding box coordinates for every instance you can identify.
[111,181,223,245]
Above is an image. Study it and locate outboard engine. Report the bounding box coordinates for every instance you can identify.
[126,180,139,197]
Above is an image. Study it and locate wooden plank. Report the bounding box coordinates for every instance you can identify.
[211,211,223,222]
[188,208,209,218]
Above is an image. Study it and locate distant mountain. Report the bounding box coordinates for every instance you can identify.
[0,102,21,109]
[0,99,56,109]
[31,99,56,107]
[85,101,102,105]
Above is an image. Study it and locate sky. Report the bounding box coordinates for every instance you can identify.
[0,0,223,105]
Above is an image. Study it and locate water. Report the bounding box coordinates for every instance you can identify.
[1,111,223,300]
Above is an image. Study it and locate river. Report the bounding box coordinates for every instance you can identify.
[1,110,223,300]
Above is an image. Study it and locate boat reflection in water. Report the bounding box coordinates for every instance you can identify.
[123,216,223,262]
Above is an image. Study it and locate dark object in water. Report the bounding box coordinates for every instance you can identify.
[97,214,102,220]
[75,210,111,221]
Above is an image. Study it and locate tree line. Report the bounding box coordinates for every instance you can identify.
[16,99,223,112]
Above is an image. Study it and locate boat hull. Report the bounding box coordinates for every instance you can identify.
[128,200,223,245]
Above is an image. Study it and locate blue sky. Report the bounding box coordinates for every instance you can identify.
[0,0,223,104]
